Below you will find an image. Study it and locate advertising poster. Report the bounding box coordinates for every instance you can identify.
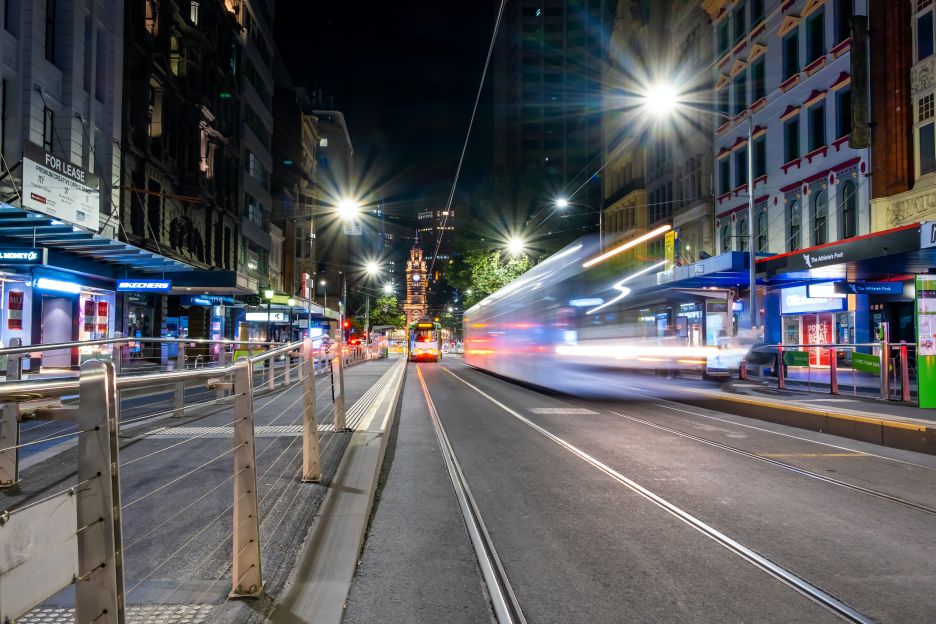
[22,142,99,230]
[83,300,96,333]
[916,276,936,407]
[7,291,23,330]
[803,315,833,366]
[97,301,109,334]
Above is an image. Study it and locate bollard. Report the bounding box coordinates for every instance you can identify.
[739,358,747,380]
[900,343,911,402]
[301,358,321,482]
[230,358,263,599]
[777,346,785,390]
[173,342,186,417]
[75,360,126,624]
[0,338,22,488]
[829,347,838,395]
[333,347,347,431]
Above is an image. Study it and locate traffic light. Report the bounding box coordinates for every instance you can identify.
[343,320,351,329]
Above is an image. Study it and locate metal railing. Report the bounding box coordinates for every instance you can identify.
[750,342,916,402]
[0,337,375,623]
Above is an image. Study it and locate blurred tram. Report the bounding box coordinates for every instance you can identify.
[462,236,747,392]
[408,317,442,362]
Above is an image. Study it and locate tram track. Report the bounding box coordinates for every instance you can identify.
[438,363,878,624]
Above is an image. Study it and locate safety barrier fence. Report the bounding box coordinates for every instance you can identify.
[746,342,916,402]
[0,336,374,624]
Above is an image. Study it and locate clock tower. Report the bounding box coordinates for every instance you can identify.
[403,245,429,325]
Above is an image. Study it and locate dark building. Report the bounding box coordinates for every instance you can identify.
[492,0,609,234]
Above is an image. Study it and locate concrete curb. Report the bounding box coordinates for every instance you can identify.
[665,385,936,455]
[269,357,407,623]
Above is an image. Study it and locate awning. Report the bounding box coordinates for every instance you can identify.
[0,204,195,275]
[756,222,936,286]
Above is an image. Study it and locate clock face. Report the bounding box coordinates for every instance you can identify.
[412,274,422,282]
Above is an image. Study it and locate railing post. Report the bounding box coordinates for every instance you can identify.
[739,357,747,380]
[333,346,347,431]
[880,345,890,401]
[301,358,321,482]
[0,338,23,488]
[75,360,126,624]
[267,354,275,391]
[284,351,292,385]
[230,358,262,599]
[173,342,186,417]
[829,347,838,395]
[777,346,785,390]
[900,342,911,402]
[216,348,230,402]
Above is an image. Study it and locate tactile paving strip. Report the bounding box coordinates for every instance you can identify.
[19,604,215,623]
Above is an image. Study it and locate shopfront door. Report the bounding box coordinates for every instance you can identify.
[42,296,73,368]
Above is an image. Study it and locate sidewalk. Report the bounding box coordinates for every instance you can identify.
[341,366,493,624]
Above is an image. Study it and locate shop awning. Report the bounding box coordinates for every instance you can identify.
[0,204,195,275]
[756,222,936,286]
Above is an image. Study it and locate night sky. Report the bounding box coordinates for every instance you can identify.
[275,3,498,222]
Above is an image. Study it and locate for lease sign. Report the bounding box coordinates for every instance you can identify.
[22,142,99,230]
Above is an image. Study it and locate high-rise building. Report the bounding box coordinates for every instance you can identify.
[493,0,608,228]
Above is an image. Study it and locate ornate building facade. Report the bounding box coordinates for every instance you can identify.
[403,246,428,325]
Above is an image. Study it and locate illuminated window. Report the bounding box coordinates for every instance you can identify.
[190,0,199,24]
[145,0,158,36]
[788,201,802,251]
[812,190,828,245]
[917,93,936,176]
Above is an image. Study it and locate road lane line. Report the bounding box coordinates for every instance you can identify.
[416,366,526,624]
[439,365,876,624]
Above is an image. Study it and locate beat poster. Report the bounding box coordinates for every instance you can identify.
[83,300,96,333]
[97,301,108,334]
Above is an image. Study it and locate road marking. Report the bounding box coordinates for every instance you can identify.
[758,453,867,458]
[528,407,597,415]
[440,365,875,624]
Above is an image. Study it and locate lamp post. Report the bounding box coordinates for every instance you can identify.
[319,279,327,309]
[643,85,758,333]
[556,197,603,251]
[263,287,274,342]
[287,297,295,341]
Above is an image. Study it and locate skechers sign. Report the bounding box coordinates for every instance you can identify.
[117,280,172,293]
[0,248,46,265]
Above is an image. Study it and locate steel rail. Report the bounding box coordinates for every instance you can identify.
[0,336,284,356]
[440,365,876,624]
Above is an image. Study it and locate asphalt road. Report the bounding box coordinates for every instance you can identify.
[348,357,936,623]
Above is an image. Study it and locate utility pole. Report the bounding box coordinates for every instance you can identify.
[364,294,370,344]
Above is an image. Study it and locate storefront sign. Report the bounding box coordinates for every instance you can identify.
[83,300,96,332]
[116,280,172,293]
[852,352,881,374]
[834,281,905,296]
[783,350,810,367]
[664,230,678,268]
[182,295,235,306]
[921,221,936,248]
[245,311,288,322]
[7,291,23,330]
[916,276,936,408]
[97,301,108,333]
[780,285,846,315]
[0,248,46,265]
[22,142,99,229]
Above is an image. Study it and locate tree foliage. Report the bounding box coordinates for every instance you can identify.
[366,294,406,329]
[452,250,533,309]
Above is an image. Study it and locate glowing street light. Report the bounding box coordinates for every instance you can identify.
[337,198,361,221]
[507,236,526,256]
[383,283,393,295]
[642,83,680,117]
[555,197,569,209]
[366,260,380,276]
[447,306,454,313]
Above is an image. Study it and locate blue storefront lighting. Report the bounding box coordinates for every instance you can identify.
[34,277,82,294]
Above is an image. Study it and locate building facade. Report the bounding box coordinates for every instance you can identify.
[403,246,428,325]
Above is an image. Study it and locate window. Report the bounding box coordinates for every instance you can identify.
[918,10,934,62]
[918,93,936,175]
[733,70,747,114]
[44,0,56,62]
[190,0,200,24]
[839,180,857,239]
[807,9,826,64]
[721,223,732,252]
[95,29,105,102]
[245,193,262,226]
[147,82,163,138]
[752,57,765,102]
[170,34,185,76]
[783,31,799,80]
[788,201,802,251]
[42,107,54,152]
[836,87,852,138]
[757,211,768,252]
[836,0,853,43]
[733,3,746,44]
[751,0,765,27]
[735,147,748,188]
[784,117,800,162]
[4,0,19,36]
[808,102,826,151]
[83,16,93,92]
[754,136,766,178]
[145,0,158,36]
[738,216,749,251]
[718,21,729,56]
[717,87,729,117]
[812,190,828,245]
[719,158,731,194]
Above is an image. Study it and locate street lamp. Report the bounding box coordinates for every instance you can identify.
[337,198,361,221]
[366,260,379,276]
[507,236,526,257]
[287,297,296,341]
[319,279,327,309]
[263,287,275,342]
[383,283,393,295]
[642,83,758,334]
[556,196,603,251]
[555,197,569,209]
[447,306,454,313]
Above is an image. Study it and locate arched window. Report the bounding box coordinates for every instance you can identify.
[840,180,857,239]
[812,190,828,245]
[788,201,802,251]
[721,223,732,252]
[737,216,749,251]
[757,211,768,252]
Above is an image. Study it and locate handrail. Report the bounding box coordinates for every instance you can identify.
[0,337,285,357]
[0,340,308,401]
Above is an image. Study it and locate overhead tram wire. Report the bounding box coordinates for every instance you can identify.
[428,0,508,279]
